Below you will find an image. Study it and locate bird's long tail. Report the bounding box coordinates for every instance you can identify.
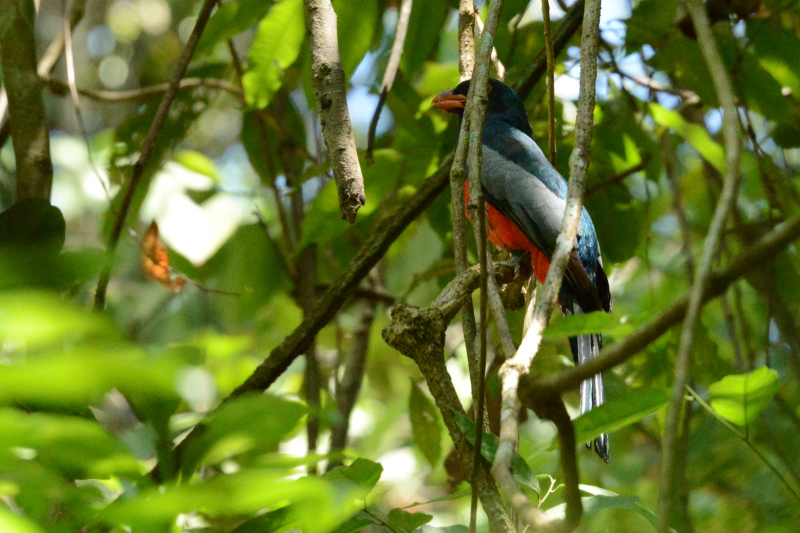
[567,315,609,463]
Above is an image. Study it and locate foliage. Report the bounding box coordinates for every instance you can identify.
[1,0,800,531]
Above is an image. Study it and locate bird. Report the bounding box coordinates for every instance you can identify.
[432,78,612,462]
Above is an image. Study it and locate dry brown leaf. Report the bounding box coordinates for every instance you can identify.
[141,221,187,293]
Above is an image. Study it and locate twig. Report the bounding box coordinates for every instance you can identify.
[93,0,219,312]
[304,0,366,223]
[657,1,742,530]
[366,0,413,164]
[514,0,585,101]
[542,0,556,164]
[493,1,602,531]
[328,273,381,469]
[459,2,507,529]
[473,11,506,81]
[612,69,700,105]
[585,155,653,196]
[42,75,244,103]
[0,0,53,201]
[525,217,800,393]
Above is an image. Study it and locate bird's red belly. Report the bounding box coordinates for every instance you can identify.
[464,182,551,284]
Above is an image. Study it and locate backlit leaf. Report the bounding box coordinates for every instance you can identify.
[708,367,780,426]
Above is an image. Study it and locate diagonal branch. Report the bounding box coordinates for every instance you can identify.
[304,0,366,223]
[657,1,742,530]
[93,0,219,312]
[524,216,800,394]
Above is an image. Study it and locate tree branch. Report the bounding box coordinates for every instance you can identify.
[42,75,244,103]
[93,0,218,312]
[524,216,800,394]
[304,0,366,223]
[0,0,53,202]
[658,1,742,530]
[493,1,602,530]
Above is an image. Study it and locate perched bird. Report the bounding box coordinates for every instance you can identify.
[433,78,612,462]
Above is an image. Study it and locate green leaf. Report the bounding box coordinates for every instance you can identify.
[545,485,674,532]
[231,506,294,533]
[321,458,383,500]
[649,103,726,174]
[0,291,115,348]
[329,516,375,533]
[174,150,220,182]
[333,0,377,76]
[0,506,44,533]
[543,311,636,340]
[242,0,306,109]
[387,508,433,533]
[402,488,471,509]
[452,410,539,494]
[708,367,780,426]
[180,393,307,474]
[409,381,443,467]
[0,409,140,479]
[573,389,671,446]
[196,0,275,56]
[400,0,449,77]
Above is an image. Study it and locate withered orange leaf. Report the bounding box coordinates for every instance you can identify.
[141,221,187,293]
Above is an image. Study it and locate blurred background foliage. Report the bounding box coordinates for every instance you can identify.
[1,0,800,531]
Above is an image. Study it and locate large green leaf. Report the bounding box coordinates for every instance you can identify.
[452,410,540,494]
[409,380,443,467]
[242,0,306,109]
[179,393,307,474]
[400,0,449,77]
[573,388,671,446]
[388,508,433,533]
[321,457,383,501]
[0,506,44,533]
[333,0,377,77]
[708,367,780,426]
[0,409,140,479]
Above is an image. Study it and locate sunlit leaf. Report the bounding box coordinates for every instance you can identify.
[242,0,306,109]
[409,380,443,467]
[196,0,276,57]
[543,311,636,340]
[0,506,44,533]
[708,367,780,426]
[649,104,725,174]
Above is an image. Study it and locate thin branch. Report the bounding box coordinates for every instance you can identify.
[93,0,219,312]
[585,155,653,196]
[525,216,800,393]
[328,273,381,469]
[0,0,53,201]
[658,1,742,530]
[493,1,602,530]
[460,2,507,530]
[304,0,366,223]
[514,0,585,101]
[366,0,413,164]
[42,75,244,103]
[474,11,506,81]
[542,0,557,164]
